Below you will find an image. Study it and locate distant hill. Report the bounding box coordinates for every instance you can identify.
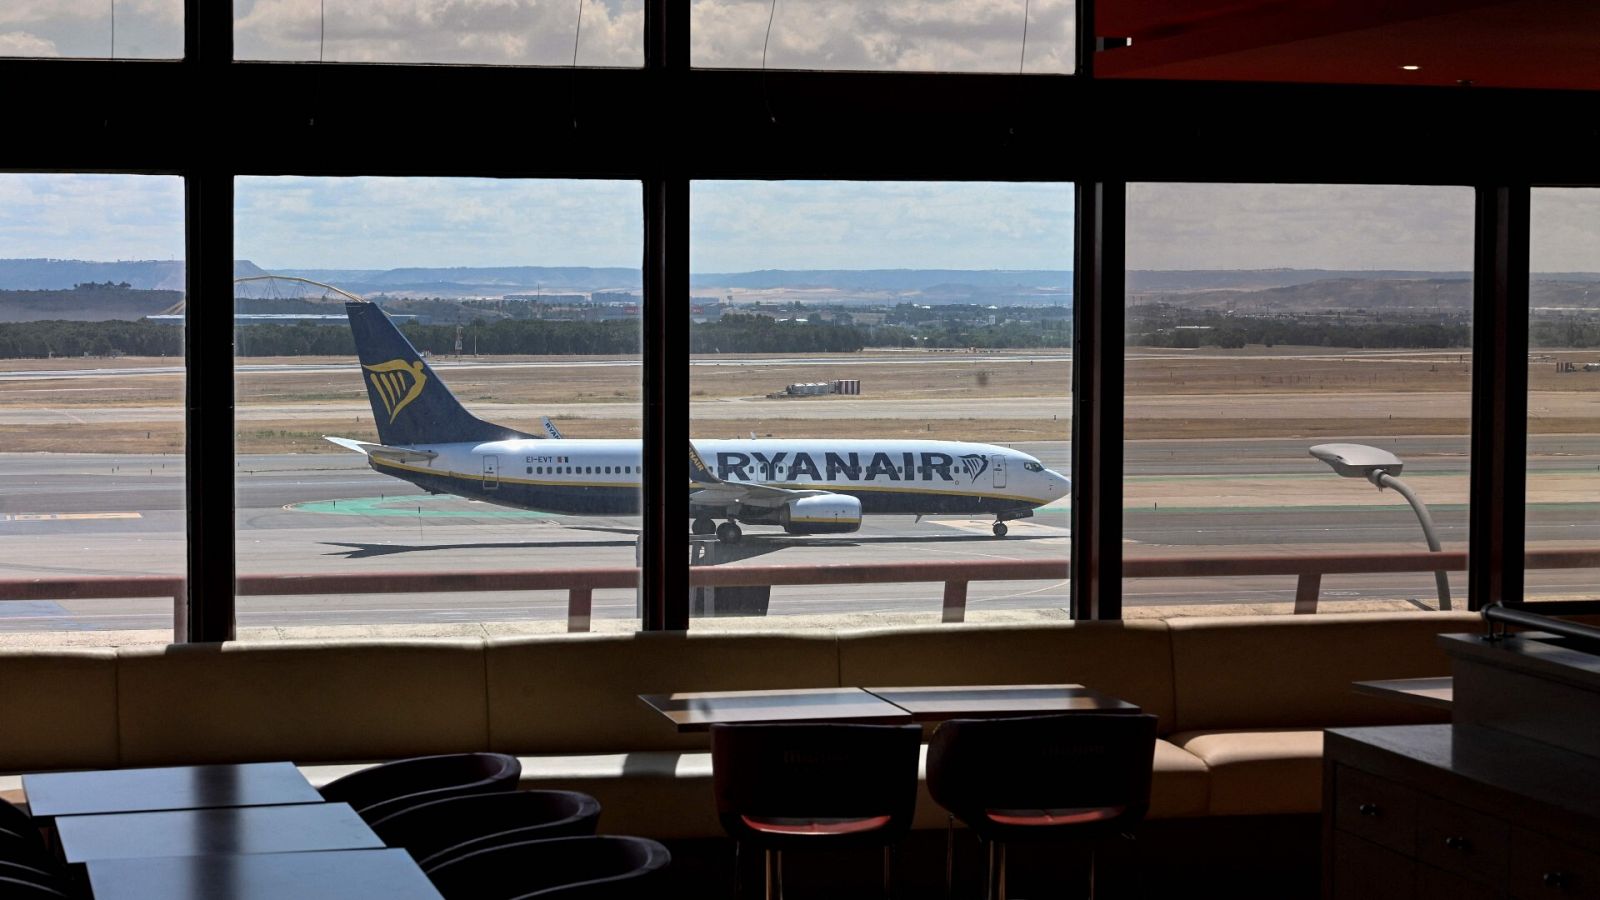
[0,285,183,322]
[0,260,186,291]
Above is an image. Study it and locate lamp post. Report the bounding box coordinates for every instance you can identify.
[1309,443,1451,611]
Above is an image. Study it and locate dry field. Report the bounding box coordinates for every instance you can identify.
[3,347,1600,453]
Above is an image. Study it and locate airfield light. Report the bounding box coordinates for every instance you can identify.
[1401,65,1421,71]
[1308,442,1451,610]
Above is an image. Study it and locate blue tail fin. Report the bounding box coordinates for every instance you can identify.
[345,301,532,446]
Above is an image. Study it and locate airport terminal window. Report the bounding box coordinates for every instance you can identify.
[1525,188,1600,604]
[232,176,643,636]
[1122,183,1476,615]
[0,2,182,59]
[0,173,187,638]
[233,0,643,66]
[691,0,1075,73]
[687,180,1073,626]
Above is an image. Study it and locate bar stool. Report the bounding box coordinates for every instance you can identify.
[711,722,922,900]
[926,713,1158,900]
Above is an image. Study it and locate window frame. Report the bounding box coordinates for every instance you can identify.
[3,0,1580,638]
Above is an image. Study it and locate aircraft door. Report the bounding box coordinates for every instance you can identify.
[482,454,500,490]
[992,455,1006,489]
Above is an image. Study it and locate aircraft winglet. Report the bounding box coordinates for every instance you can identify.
[541,416,564,440]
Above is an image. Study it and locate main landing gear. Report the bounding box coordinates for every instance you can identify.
[992,521,1009,538]
[692,516,743,543]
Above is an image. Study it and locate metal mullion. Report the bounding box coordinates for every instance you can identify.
[1469,185,1530,610]
[1071,182,1126,620]
[183,170,236,642]
[640,0,690,631]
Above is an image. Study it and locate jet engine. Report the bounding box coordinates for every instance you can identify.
[779,494,863,535]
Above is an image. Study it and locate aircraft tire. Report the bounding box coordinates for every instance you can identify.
[692,517,716,535]
[992,522,1009,538]
[716,522,743,544]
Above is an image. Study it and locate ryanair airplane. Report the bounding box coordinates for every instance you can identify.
[329,299,1069,543]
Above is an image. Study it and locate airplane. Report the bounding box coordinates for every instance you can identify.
[327,298,1070,543]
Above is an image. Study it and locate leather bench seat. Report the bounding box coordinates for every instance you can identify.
[1,612,1489,841]
[1168,729,1325,816]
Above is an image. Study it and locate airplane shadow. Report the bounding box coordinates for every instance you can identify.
[321,539,637,559]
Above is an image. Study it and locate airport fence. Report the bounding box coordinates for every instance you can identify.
[7,549,1600,635]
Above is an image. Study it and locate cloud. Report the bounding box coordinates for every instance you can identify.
[691,0,1074,73]
[692,181,1075,271]
[0,30,58,56]
[1532,188,1600,273]
[1128,183,1478,271]
[0,174,185,259]
[235,176,643,269]
[234,0,642,66]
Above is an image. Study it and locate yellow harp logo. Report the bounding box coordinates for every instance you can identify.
[363,359,428,424]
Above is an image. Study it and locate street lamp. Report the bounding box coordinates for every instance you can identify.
[1308,442,1451,610]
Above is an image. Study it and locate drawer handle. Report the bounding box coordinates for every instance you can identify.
[1543,871,1569,889]
[1357,803,1380,817]
[1444,836,1471,852]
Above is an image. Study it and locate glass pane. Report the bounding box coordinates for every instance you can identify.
[0,174,186,641]
[234,0,643,66]
[234,176,642,636]
[692,0,1075,74]
[1124,183,1475,616]
[0,0,182,58]
[1527,188,1600,604]
[689,180,1073,627]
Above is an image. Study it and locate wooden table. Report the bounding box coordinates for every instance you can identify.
[55,802,384,864]
[640,684,1142,732]
[23,762,323,819]
[85,849,444,900]
[863,684,1141,720]
[1351,676,1454,710]
[638,687,912,732]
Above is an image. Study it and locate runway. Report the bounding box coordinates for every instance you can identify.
[5,436,1600,634]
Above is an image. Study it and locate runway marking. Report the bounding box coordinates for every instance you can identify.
[1,512,142,522]
[288,495,560,519]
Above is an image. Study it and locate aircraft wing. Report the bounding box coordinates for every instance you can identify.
[324,436,439,463]
[688,441,833,508]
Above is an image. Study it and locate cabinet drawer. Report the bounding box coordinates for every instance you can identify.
[1417,797,1508,885]
[1418,864,1504,900]
[1510,829,1600,899]
[1335,831,1416,900]
[1336,765,1420,854]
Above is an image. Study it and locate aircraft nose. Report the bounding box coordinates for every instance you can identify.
[1045,468,1070,499]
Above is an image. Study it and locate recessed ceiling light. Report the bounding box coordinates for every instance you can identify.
[1401,65,1421,71]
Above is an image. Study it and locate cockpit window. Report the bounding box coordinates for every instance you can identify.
[1023,462,1045,472]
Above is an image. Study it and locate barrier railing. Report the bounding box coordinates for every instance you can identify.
[5,548,1600,634]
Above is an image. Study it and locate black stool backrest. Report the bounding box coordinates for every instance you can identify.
[320,752,522,823]
[426,834,669,900]
[927,713,1158,828]
[371,789,601,869]
[711,722,922,835]
[0,875,66,898]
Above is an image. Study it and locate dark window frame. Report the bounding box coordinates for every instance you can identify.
[3,0,1579,637]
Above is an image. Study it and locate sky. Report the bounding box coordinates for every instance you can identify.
[2,173,1598,273]
[0,0,1072,70]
